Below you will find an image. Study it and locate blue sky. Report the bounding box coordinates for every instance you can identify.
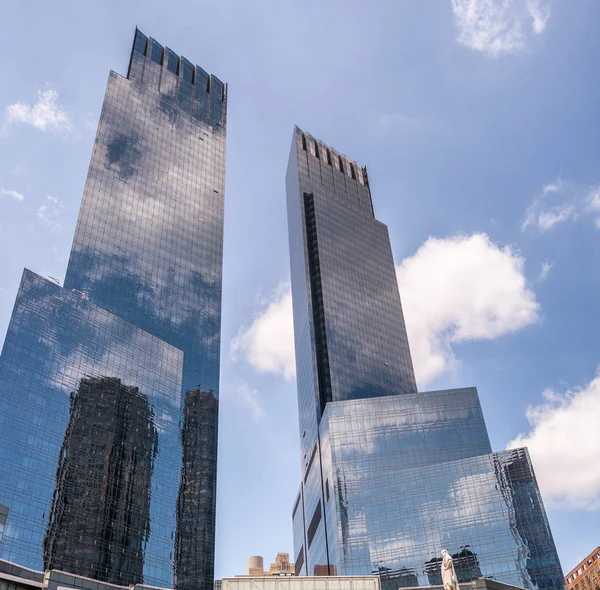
[1,0,599,580]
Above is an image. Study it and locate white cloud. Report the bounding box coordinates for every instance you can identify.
[232,234,538,388]
[237,383,267,423]
[508,369,600,510]
[397,233,539,385]
[37,195,64,230]
[588,187,600,210]
[230,283,296,380]
[537,204,575,230]
[538,261,553,282]
[450,0,550,57]
[0,188,25,201]
[587,187,600,228]
[84,112,98,133]
[523,180,600,231]
[3,89,72,134]
[527,0,551,33]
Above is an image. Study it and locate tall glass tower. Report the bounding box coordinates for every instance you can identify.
[0,29,226,590]
[287,127,565,590]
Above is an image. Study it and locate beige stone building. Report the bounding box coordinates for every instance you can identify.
[240,553,295,577]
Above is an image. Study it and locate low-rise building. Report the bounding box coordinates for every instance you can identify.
[565,548,600,590]
[221,574,525,590]
[239,555,295,578]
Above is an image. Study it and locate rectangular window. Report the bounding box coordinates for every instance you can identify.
[295,546,304,575]
[292,492,301,520]
[304,444,317,483]
[180,57,194,83]
[151,42,163,64]
[325,479,330,501]
[165,48,178,74]
[0,504,8,526]
[133,30,148,55]
[307,501,322,548]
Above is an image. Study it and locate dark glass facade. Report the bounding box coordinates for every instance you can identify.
[44,376,159,584]
[0,29,226,590]
[287,128,564,589]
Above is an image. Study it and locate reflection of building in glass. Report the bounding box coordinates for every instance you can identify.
[0,27,225,590]
[43,377,157,585]
[565,547,600,590]
[175,389,219,589]
[425,549,481,586]
[376,566,418,590]
[287,128,564,590]
[424,557,444,587]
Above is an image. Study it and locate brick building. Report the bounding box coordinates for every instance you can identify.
[566,547,600,590]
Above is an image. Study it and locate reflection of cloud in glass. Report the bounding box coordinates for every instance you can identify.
[326,387,490,461]
[64,66,225,395]
[311,392,563,589]
[15,270,182,407]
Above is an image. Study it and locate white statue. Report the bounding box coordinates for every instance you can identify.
[441,549,459,590]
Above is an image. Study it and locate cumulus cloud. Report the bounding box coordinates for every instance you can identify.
[0,188,25,201]
[522,180,600,231]
[508,370,600,510]
[84,112,99,133]
[37,195,64,230]
[397,233,539,385]
[588,187,600,229]
[232,234,538,388]
[230,283,296,380]
[537,261,553,282]
[237,382,267,422]
[3,89,72,134]
[451,0,551,57]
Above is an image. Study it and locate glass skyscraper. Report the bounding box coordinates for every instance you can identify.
[0,29,226,590]
[287,127,564,590]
